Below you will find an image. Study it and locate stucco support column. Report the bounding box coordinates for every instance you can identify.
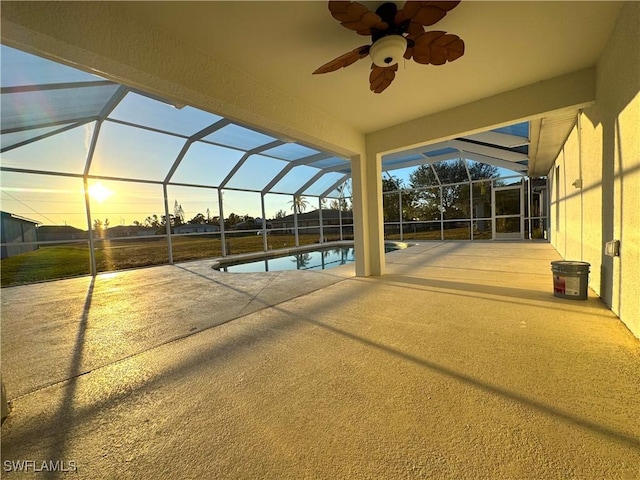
[351,153,385,277]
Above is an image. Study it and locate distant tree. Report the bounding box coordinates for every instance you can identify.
[92,218,110,238]
[144,215,160,228]
[337,181,352,211]
[273,209,287,220]
[225,213,241,228]
[329,197,351,212]
[410,160,499,188]
[132,220,143,227]
[189,213,206,224]
[289,195,309,214]
[173,201,185,226]
[408,160,500,220]
[382,176,416,222]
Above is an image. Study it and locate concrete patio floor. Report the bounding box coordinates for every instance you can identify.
[1,241,639,479]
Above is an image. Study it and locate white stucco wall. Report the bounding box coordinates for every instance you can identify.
[550,1,639,338]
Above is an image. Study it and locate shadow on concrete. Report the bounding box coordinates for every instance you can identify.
[289,310,640,450]
[4,277,637,457]
[400,264,550,277]
[43,277,94,480]
[363,274,612,319]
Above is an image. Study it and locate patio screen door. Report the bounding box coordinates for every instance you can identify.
[492,183,524,240]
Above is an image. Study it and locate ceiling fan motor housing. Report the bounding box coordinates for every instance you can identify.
[369,35,407,67]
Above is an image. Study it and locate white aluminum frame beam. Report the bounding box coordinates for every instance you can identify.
[318,174,350,199]
[381,140,453,163]
[462,130,529,148]
[295,170,329,197]
[1,119,92,153]
[0,80,116,94]
[81,85,129,274]
[294,163,351,197]
[382,151,462,172]
[464,152,528,172]
[163,118,232,184]
[218,139,284,189]
[449,139,528,163]
[1,115,100,134]
[260,152,330,194]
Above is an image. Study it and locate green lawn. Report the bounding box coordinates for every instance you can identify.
[0,245,92,286]
[0,233,344,287]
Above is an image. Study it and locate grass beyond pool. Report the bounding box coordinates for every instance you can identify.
[213,243,407,273]
[0,234,343,286]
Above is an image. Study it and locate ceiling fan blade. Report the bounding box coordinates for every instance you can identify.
[426,1,462,13]
[404,22,425,59]
[313,45,371,74]
[369,64,398,94]
[410,30,464,65]
[329,1,386,35]
[399,1,461,27]
[406,21,426,37]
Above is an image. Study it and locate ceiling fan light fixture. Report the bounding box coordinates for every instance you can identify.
[369,35,407,67]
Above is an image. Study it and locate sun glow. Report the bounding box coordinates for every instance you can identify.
[88,182,114,203]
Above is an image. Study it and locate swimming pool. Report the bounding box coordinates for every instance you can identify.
[213,242,407,273]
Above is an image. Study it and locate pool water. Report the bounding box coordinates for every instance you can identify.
[216,244,403,273]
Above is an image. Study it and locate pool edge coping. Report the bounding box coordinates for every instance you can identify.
[210,241,410,271]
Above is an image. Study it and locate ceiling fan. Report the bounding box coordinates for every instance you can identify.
[313,1,465,93]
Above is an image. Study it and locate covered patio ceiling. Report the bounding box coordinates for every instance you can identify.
[115,1,620,176]
[1,1,622,185]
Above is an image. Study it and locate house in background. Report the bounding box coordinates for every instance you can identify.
[174,224,220,235]
[36,225,87,243]
[270,210,354,236]
[0,211,39,259]
[106,225,157,238]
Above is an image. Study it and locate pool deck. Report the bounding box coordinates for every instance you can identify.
[1,241,639,479]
